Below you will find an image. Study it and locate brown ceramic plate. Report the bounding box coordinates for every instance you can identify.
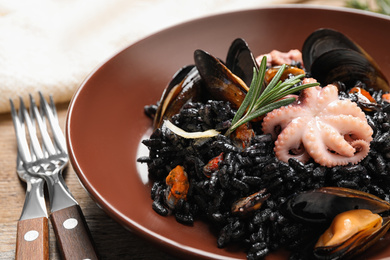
[66,5,390,260]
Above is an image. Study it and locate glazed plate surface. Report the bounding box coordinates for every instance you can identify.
[66,5,390,259]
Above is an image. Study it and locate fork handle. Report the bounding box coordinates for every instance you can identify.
[50,204,99,260]
[16,217,49,260]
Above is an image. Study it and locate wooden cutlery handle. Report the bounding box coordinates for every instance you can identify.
[50,204,99,260]
[16,217,49,260]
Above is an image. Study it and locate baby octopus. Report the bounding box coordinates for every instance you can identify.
[262,78,373,167]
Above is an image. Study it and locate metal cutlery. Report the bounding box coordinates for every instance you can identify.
[14,153,49,260]
[10,92,99,260]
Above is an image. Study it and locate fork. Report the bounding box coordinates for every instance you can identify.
[10,92,99,260]
[14,153,49,260]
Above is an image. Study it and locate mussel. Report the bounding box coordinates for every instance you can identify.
[225,38,258,87]
[194,49,249,110]
[314,209,390,260]
[153,38,256,129]
[283,187,390,259]
[283,187,390,225]
[153,65,204,129]
[302,28,390,92]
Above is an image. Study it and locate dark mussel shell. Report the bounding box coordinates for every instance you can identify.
[302,28,389,92]
[194,49,249,110]
[153,65,205,129]
[302,28,362,70]
[310,48,389,91]
[282,187,390,225]
[225,38,258,87]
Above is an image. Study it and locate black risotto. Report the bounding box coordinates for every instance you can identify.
[138,86,390,259]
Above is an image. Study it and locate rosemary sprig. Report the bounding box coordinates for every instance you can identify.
[224,56,319,136]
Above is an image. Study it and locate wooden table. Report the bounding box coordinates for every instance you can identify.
[0,1,351,259]
[0,102,176,260]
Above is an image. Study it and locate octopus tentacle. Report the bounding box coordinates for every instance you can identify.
[274,117,311,163]
[321,100,367,120]
[320,115,373,142]
[303,120,370,167]
[315,119,356,157]
[261,105,308,139]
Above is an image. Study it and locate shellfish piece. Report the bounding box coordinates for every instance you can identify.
[283,187,390,225]
[302,28,363,70]
[310,48,389,91]
[231,123,255,149]
[314,209,390,260]
[165,165,190,209]
[153,65,205,129]
[203,152,224,177]
[302,28,389,91]
[225,38,258,87]
[264,65,305,85]
[231,189,270,216]
[349,86,380,112]
[315,209,382,248]
[194,49,249,110]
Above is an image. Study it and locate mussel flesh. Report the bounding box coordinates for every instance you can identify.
[349,86,381,112]
[165,165,189,209]
[194,49,249,110]
[153,65,204,129]
[231,188,270,216]
[314,209,390,260]
[302,28,389,92]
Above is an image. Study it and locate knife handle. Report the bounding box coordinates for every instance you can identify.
[50,204,99,260]
[16,217,49,260]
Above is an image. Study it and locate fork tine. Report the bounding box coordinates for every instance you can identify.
[9,99,32,163]
[39,92,67,154]
[19,97,45,160]
[30,94,57,156]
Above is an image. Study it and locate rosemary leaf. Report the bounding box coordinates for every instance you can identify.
[225,57,319,136]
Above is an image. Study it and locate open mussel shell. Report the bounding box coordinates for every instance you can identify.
[302,28,390,92]
[282,187,390,225]
[225,38,258,87]
[194,49,249,110]
[302,28,362,70]
[310,49,390,91]
[153,65,205,129]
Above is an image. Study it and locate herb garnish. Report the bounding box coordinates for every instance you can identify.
[224,56,319,136]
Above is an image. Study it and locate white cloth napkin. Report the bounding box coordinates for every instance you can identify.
[0,0,282,113]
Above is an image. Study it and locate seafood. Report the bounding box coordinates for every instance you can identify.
[302,28,389,91]
[262,79,373,167]
[231,189,270,216]
[225,38,258,87]
[194,49,249,110]
[283,187,390,224]
[153,38,255,130]
[153,66,204,129]
[283,187,390,259]
[314,209,390,260]
[203,152,224,177]
[349,86,380,112]
[165,165,189,209]
[141,29,390,260]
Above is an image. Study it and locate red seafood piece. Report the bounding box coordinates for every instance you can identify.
[165,165,189,209]
[232,123,255,149]
[203,152,224,177]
